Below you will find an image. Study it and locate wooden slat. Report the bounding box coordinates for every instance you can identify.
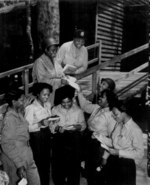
[97,25,123,36]
[97,19,123,31]
[98,6,123,19]
[102,44,122,51]
[97,40,122,47]
[99,2,124,16]
[97,35,122,43]
[98,30,123,39]
[98,13,123,24]
[100,0,124,13]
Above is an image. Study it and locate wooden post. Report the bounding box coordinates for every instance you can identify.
[22,69,29,96]
[26,0,34,61]
[93,40,102,100]
[98,40,102,65]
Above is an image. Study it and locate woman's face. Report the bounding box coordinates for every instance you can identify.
[46,45,57,60]
[13,94,25,112]
[98,81,109,93]
[112,107,123,123]
[38,88,50,104]
[73,38,85,49]
[61,98,73,110]
[98,93,108,108]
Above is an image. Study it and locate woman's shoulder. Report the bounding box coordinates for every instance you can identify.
[25,100,38,110]
[60,41,73,49]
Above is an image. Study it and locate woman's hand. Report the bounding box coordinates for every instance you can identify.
[59,126,65,133]
[109,148,119,156]
[17,166,26,179]
[41,119,49,127]
[24,94,35,108]
[61,78,68,85]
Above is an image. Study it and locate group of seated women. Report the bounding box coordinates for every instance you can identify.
[0,77,144,185]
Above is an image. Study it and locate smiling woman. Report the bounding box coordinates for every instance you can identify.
[1,87,40,185]
[51,84,86,185]
[25,82,53,185]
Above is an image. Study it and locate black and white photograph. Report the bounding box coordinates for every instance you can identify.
[0,0,150,185]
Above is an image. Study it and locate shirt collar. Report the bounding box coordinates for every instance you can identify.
[124,118,133,128]
[101,107,110,113]
[33,99,51,109]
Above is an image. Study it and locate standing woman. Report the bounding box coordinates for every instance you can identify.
[25,83,52,185]
[1,88,40,185]
[51,85,86,185]
[32,37,65,105]
[104,100,144,185]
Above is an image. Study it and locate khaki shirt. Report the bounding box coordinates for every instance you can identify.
[1,110,33,168]
[51,104,86,132]
[25,99,52,132]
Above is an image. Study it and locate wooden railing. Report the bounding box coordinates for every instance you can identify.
[0,41,148,100]
[0,41,102,99]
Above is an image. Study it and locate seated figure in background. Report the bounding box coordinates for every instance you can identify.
[89,77,116,103]
[32,37,65,105]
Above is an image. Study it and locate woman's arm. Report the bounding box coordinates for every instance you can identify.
[25,106,41,132]
[78,92,99,114]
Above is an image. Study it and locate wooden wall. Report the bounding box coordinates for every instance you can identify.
[95,0,149,71]
[96,0,124,71]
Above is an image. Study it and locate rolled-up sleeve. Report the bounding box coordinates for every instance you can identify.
[78,92,99,114]
[25,106,40,132]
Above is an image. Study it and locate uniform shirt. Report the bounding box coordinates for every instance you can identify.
[78,92,116,137]
[25,99,52,132]
[112,118,144,164]
[1,109,32,168]
[32,53,63,90]
[51,104,86,132]
[56,41,88,74]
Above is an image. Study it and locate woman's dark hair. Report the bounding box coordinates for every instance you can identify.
[54,85,75,106]
[100,89,118,110]
[4,88,24,107]
[111,99,133,117]
[31,83,53,97]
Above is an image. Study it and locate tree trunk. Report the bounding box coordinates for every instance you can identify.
[37,0,59,48]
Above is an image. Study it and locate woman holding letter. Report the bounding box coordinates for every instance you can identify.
[25,83,53,185]
[101,100,144,185]
[51,85,86,185]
